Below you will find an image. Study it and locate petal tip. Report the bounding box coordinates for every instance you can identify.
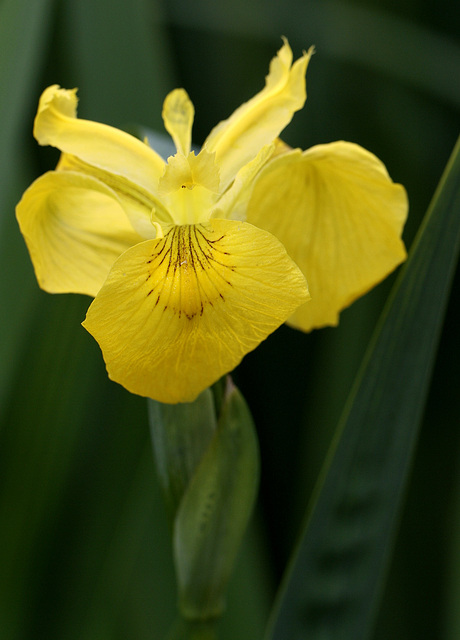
[34,85,79,145]
[162,88,195,156]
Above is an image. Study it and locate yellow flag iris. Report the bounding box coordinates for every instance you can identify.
[16,39,408,403]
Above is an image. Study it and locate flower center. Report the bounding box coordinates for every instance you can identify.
[145,224,235,320]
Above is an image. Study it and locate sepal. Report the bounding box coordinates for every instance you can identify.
[173,379,259,619]
[148,388,217,519]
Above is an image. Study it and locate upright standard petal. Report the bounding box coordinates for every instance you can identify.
[16,171,143,296]
[247,141,408,331]
[83,220,309,403]
[162,89,194,156]
[34,85,165,193]
[204,39,312,189]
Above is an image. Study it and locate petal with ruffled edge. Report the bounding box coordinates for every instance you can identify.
[83,220,309,403]
[204,39,313,189]
[159,150,220,194]
[158,150,221,225]
[247,141,408,332]
[34,85,165,193]
[16,170,143,296]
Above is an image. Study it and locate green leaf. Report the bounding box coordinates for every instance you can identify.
[1,3,180,637]
[174,380,260,621]
[266,136,460,640]
[0,0,55,169]
[0,0,56,413]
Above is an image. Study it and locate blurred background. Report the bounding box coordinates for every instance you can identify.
[0,0,459,638]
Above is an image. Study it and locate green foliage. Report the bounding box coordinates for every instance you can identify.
[266,137,460,640]
[0,0,458,639]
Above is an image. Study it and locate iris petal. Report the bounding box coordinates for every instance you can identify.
[83,219,309,403]
[162,89,194,156]
[57,153,171,237]
[204,39,313,189]
[34,85,165,193]
[16,170,143,296]
[247,141,408,331]
[213,143,275,221]
[158,150,220,197]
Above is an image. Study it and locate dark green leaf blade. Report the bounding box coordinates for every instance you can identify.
[0,0,56,413]
[0,0,55,165]
[267,135,460,640]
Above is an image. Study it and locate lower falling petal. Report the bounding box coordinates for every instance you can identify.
[83,219,309,403]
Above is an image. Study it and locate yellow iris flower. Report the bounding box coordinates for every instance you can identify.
[16,40,407,404]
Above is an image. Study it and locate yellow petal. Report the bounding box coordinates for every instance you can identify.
[247,141,408,331]
[16,170,143,296]
[204,39,313,189]
[83,220,309,403]
[57,153,172,237]
[213,142,275,221]
[162,89,194,156]
[157,150,221,225]
[34,85,165,192]
[158,150,220,196]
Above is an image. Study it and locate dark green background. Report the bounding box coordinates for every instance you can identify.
[0,0,458,638]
